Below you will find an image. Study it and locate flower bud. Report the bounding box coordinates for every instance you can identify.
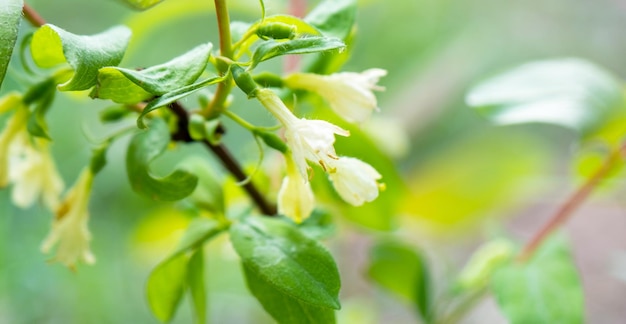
[232,65,260,98]
[256,22,297,40]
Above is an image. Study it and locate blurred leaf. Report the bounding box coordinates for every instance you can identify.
[0,0,22,90]
[172,218,224,257]
[121,0,166,10]
[250,37,345,69]
[456,239,515,291]
[296,209,335,240]
[305,0,356,40]
[243,265,336,324]
[367,240,432,322]
[137,75,223,129]
[126,118,198,201]
[181,158,225,215]
[230,217,341,310]
[491,234,584,324]
[24,78,56,139]
[466,59,625,138]
[31,24,131,91]
[95,43,211,100]
[146,253,189,323]
[187,248,206,324]
[402,131,549,234]
[303,0,356,75]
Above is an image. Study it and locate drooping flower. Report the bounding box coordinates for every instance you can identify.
[0,107,29,187]
[277,154,314,223]
[326,157,382,206]
[41,168,96,268]
[284,69,387,123]
[256,88,349,177]
[9,134,64,210]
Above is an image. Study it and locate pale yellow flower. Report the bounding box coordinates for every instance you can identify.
[277,154,314,223]
[41,168,96,268]
[256,88,349,177]
[284,69,387,123]
[326,157,382,206]
[9,134,64,210]
[0,107,28,187]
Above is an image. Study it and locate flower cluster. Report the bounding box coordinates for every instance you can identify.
[255,69,387,222]
[0,94,94,269]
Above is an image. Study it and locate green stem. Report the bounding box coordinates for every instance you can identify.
[204,0,234,118]
[518,142,626,261]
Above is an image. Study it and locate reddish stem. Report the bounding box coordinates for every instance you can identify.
[518,143,626,261]
[22,3,46,27]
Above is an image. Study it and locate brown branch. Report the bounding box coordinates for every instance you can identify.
[169,102,277,216]
[518,143,626,261]
[22,3,46,28]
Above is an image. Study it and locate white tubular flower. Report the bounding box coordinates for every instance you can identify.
[9,135,64,210]
[41,168,96,269]
[0,107,29,187]
[256,88,349,177]
[277,155,314,223]
[284,69,387,123]
[326,157,382,206]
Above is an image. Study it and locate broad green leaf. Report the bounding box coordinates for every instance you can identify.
[230,217,341,309]
[187,248,206,324]
[31,24,131,91]
[491,234,584,324]
[146,253,189,323]
[466,59,625,137]
[120,0,165,10]
[305,0,357,40]
[250,36,345,69]
[137,75,224,129]
[0,0,23,90]
[126,118,198,201]
[243,265,336,324]
[296,209,335,240]
[90,68,153,104]
[367,240,432,322]
[96,43,212,100]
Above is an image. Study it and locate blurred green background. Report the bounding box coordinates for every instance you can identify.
[2,0,626,323]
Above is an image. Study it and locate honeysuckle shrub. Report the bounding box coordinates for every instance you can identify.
[2,1,626,323]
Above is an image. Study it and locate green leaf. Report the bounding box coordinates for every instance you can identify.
[0,0,23,90]
[146,253,189,323]
[250,36,345,69]
[187,248,206,324]
[120,0,165,10]
[137,75,223,129]
[491,234,584,324]
[24,78,56,139]
[367,240,432,322]
[90,68,153,104]
[456,239,515,291]
[181,158,225,215]
[466,59,625,137]
[126,118,198,201]
[172,218,224,257]
[31,24,131,91]
[305,0,357,40]
[243,265,336,324]
[230,217,341,310]
[93,43,211,104]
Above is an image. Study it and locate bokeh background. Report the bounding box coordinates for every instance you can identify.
[2,0,626,323]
